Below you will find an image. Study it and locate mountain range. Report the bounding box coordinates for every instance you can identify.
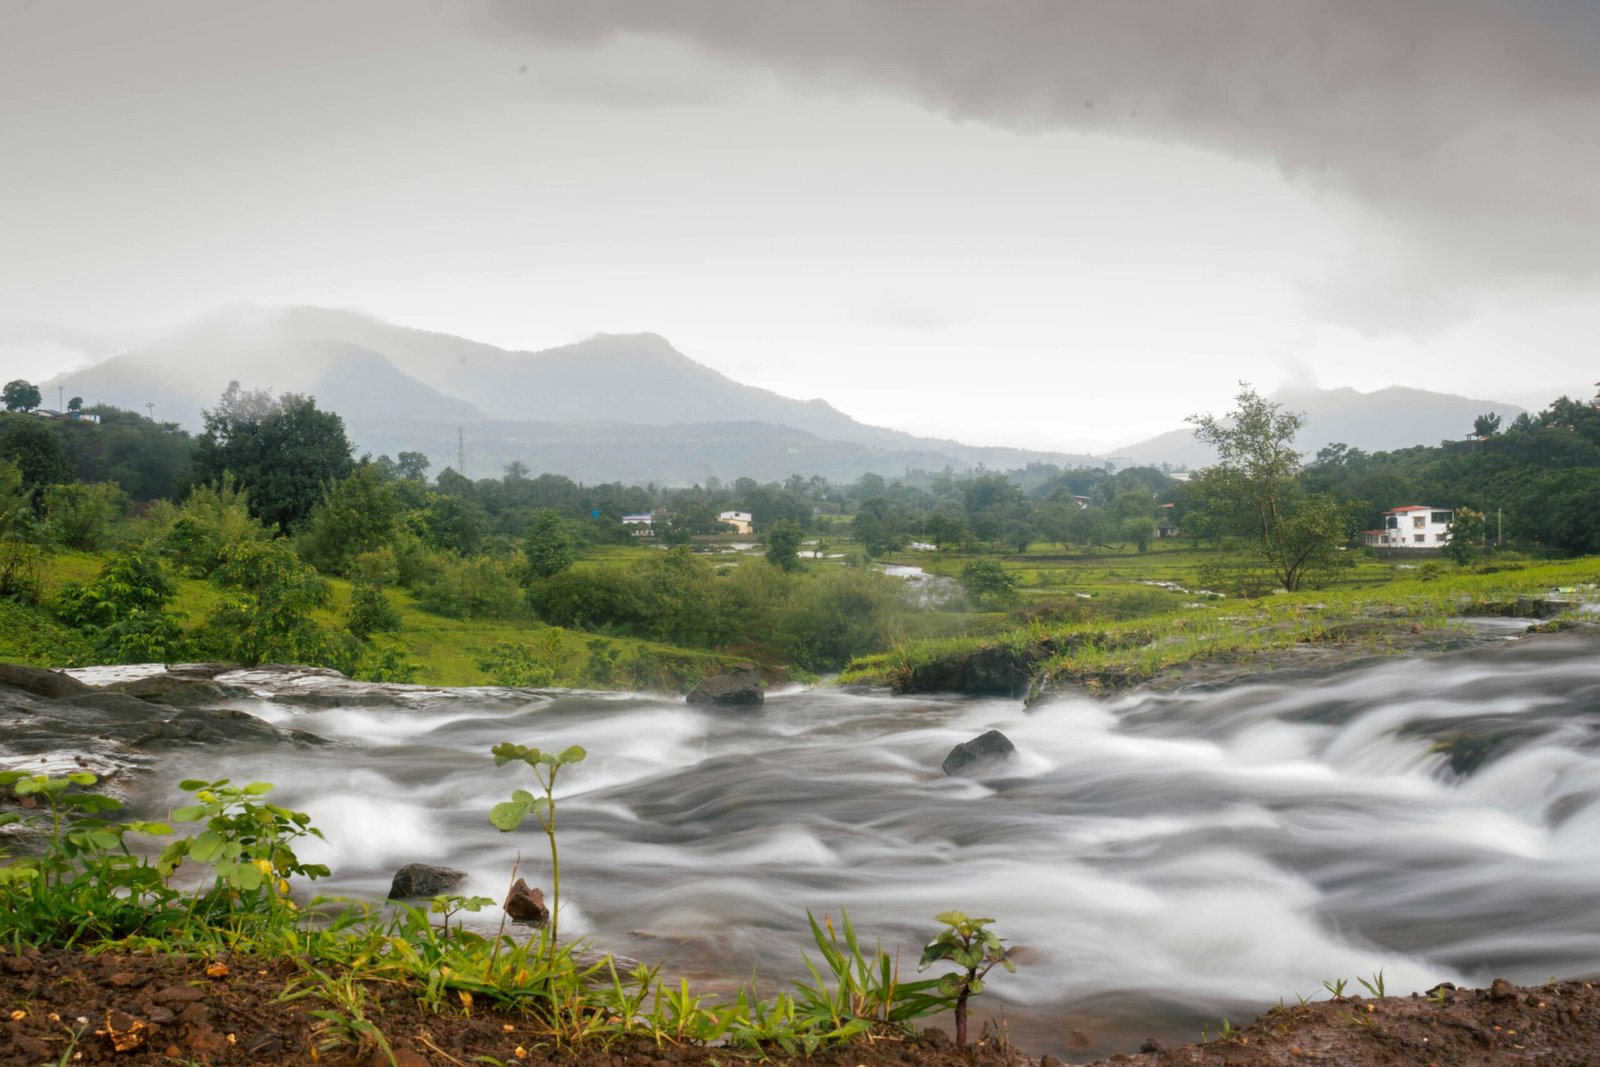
[44,305,1529,483]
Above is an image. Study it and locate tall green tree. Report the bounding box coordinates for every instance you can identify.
[1187,385,1349,592]
[523,508,577,579]
[763,519,804,573]
[2,380,41,412]
[192,383,353,533]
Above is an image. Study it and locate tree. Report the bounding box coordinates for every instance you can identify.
[1443,507,1486,565]
[66,396,83,413]
[1472,412,1502,439]
[0,414,72,509]
[763,519,805,573]
[523,508,577,579]
[298,464,402,575]
[2,380,41,412]
[55,549,187,662]
[960,559,1018,609]
[192,383,354,533]
[1187,385,1348,592]
[395,451,430,482]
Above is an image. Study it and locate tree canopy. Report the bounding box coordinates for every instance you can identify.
[192,383,353,533]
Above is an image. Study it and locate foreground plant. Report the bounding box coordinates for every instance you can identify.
[917,911,1015,1047]
[488,742,586,957]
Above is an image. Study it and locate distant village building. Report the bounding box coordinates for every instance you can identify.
[621,512,654,536]
[1156,502,1180,539]
[717,510,754,535]
[1364,505,1454,549]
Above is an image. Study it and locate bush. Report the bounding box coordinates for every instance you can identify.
[54,549,188,663]
[778,568,907,670]
[42,481,130,551]
[414,553,527,620]
[168,476,272,576]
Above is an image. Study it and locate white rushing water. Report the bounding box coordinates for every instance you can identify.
[120,633,1600,1058]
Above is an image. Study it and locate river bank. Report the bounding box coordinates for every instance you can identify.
[6,622,1600,1064]
[2,945,1593,1066]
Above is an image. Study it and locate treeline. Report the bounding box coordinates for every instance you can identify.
[1294,397,1600,556]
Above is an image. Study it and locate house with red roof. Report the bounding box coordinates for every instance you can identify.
[1364,505,1454,549]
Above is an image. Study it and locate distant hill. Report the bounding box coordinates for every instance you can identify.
[1110,385,1527,469]
[46,305,1096,483]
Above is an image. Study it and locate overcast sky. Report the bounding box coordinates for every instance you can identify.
[2,0,1595,451]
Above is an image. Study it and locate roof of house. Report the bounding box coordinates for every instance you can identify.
[1386,505,1437,513]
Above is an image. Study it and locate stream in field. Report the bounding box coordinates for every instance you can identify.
[96,629,1600,1059]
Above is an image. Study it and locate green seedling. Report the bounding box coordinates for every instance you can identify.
[1356,969,1386,998]
[917,911,1015,1047]
[489,742,586,959]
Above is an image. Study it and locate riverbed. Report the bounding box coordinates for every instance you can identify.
[79,629,1600,1060]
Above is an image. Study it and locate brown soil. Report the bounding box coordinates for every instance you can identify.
[4,947,1595,1067]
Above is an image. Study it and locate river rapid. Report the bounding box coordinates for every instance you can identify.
[99,630,1600,1058]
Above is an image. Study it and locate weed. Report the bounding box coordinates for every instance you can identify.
[1356,969,1386,998]
[1322,977,1349,999]
[488,741,586,959]
[916,911,1015,1047]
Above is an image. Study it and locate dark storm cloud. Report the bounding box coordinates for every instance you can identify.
[462,0,1600,328]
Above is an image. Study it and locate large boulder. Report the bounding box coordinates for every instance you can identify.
[387,863,466,900]
[686,670,763,707]
[0,662,93,700]
[941,729,1017,776]
[104,674,246,707]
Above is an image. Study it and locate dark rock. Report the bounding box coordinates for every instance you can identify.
[132,708,327,750]
[0,662,91,699]
[145,1006,175,1025]
[1,955,33,974]
[503,877,549,923]
[941,729,1017,775]
[897,644,1046,697]
[1138,1038,1165,1053]
[242,1031,286,1056]
[387,863,466,900]
[686,670,763,706]
[1490,977,1516,1001]
[104,674,243,707]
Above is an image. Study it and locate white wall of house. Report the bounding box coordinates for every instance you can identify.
[1365,505,1454,548]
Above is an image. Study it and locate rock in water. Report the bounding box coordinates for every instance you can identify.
[941,729,1017,776]
[686,670,763,706]
[387,863,466,900]
[503,878,548,923]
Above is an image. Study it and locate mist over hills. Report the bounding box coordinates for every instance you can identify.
[46,306,1097,483]
[45,304,1531,483]
[1112,385,1527,469]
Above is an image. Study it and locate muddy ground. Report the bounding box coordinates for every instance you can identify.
[3,946,1596,1066]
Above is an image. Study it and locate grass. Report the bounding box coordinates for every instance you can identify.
[844,554,1600,691]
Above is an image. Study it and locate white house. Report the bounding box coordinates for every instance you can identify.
[1365,505,1454,549]
[718,510,754,535]
[620,512,654,536]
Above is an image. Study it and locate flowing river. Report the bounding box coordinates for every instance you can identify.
[95,629,1600,1059]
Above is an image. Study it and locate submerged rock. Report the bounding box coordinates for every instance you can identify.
[503,878,548,923]
[941,729,1017,776]
[387,863,467,900]
[686,670,763,706]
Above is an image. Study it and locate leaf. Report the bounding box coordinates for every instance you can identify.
[66,772,96,786]
[558,745,587,764]
[177,778,213,791]
[189,830,224,863]
[243,781,274,795]
[171,805,207,823]
[489,799,531,832]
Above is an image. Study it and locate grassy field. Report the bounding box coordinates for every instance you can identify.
[7,537,1596,693]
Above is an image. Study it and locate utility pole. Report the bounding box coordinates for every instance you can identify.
[146,402,155,421]
[458,427,465,477]
[57,386,63,412]
[1497,508,1503,547]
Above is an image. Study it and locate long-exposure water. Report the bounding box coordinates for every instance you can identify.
[105,631,1600,1058]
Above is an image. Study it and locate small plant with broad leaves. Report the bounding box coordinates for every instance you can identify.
[917,911,1015,1047]
[489,742,586,957]
[157,778,328,918]
[0,770,176,942]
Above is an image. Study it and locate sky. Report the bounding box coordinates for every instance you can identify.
[1,0,1596,452]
